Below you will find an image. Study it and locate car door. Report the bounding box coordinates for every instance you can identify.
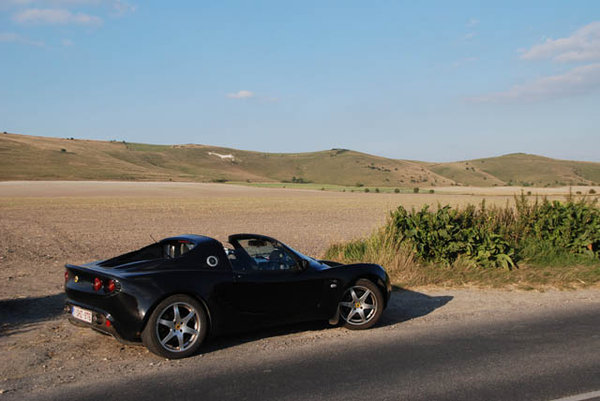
[229,236,326,324]
[233,268,324,321]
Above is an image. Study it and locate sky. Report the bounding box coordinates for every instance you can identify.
[1,0,599,162]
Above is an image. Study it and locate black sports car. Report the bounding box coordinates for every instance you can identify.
[64,233,391,358]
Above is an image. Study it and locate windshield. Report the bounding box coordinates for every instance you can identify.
[235,238,299,272]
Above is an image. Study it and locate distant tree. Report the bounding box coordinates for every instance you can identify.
[364,188,370,193]
[291,177,307,184]
[429,189,434,194]
[375,188,380,193]
[394,188,400,193]
[413,187,420,193]
[60,148,66,153]
[590,189,597,194]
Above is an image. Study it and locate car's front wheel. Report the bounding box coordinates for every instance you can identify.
[338,279,383,330]
[142,294,208,359]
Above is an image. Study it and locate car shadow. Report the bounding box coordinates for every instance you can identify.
[378,286,453,327]
[0,293,66,336]
[202,288,453,354]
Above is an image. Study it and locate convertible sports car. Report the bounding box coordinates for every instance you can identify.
[64,233,391,358]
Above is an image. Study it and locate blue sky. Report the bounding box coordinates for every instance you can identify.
[1,1,599,162]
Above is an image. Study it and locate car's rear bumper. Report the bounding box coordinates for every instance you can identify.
[64,299,139,343]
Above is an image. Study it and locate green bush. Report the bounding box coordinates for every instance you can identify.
[387,204,515,269]
[327,195,600,270]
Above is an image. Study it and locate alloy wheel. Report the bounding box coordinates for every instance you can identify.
[155,302,200,352]
[339,285,378,326]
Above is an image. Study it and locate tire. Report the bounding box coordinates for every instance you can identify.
[141,294,208,359]
[338,279,383,330]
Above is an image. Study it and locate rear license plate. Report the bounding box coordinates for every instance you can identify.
[72,306,93,324]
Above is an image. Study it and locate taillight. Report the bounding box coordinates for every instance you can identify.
[106,279,116,293]
[64,270,69,283]
[93,277,103,291]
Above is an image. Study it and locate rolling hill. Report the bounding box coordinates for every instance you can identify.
[428,153,600,187]
[1,132,599,187]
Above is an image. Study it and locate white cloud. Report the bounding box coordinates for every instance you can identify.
[226,90,255,99]
[3,0,119,5]
[13,8,102,25]
[466,18,479,28]
[4,0,136,12]
[0,32,44,46]
[470,63,600,102]
[111,0,135,16]
[462,18,479,41]
[521,21,600,63]
[463,32,476,40]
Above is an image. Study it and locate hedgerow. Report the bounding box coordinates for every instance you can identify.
[326,194,600,270]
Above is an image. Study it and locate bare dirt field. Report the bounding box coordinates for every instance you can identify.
[1,181,598,398]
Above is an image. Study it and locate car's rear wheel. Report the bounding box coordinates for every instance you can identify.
[142,294,208,359]
[338,279,383,330]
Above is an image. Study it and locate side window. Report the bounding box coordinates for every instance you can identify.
[163,240,195,259]
[237,239,298,272]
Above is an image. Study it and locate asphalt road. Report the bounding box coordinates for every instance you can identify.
[34,302,600,401]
